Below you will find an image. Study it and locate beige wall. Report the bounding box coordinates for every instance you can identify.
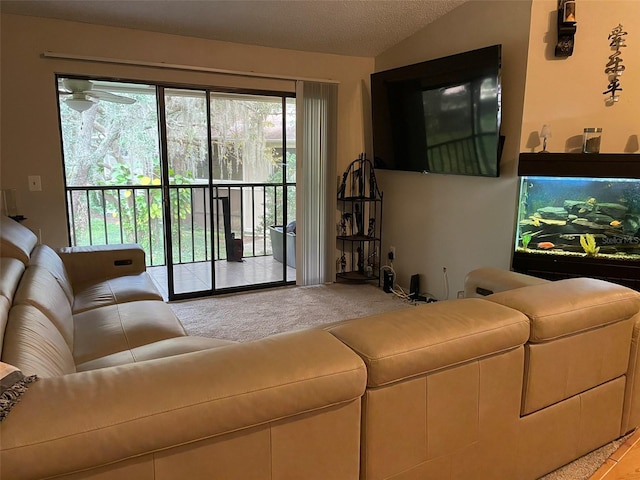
[373,1,532,298]
[521,0,640,153]
[0,13,373,247]
[4,2,637,292]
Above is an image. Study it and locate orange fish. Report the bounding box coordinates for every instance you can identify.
[610,220,622,227]
[537,242,555,249]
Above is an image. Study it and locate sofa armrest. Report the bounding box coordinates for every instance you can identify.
[0,329,366,480]
[56,244,147,286]
[464,267,550,298]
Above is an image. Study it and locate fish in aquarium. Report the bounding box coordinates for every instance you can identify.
[516,176,640,261]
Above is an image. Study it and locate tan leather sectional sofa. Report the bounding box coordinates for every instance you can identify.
[2,214,640,480]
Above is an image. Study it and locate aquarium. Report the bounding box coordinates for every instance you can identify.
[515,176,640,261]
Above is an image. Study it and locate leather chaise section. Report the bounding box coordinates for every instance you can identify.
[0,330,367,480]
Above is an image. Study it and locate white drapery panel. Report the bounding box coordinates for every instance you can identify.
[296,81,338,285]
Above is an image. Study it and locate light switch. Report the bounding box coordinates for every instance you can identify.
[28,175,42,191]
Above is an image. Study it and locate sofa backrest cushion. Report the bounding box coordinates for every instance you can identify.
[29,245,75,304]
[13,266,74,349]
[0,258,26,357]
[0,258,25,302]
[0,216,38,264]
[488,277,640,342]
[464,267,550,298]
[329,298,530,388]
[0,297,10,360]
[2,304,76,377]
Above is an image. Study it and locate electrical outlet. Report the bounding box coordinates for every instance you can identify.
[389,246,396,259]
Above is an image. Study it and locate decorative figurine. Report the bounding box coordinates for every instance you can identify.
[339,254,347,273]
[352,166,363,198]
[337,170,349,199]
[341,212,352,236]
[354,204,363,236]
[368,165,379,199]
[367,218,376,237]
[539,125,551,153]
[367,248,377,271]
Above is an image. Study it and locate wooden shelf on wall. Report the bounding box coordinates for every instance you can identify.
[518,153,640,178]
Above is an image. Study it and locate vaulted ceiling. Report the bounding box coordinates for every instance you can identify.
[0,0,467,57]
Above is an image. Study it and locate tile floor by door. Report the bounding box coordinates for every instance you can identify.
[148,257,296,300]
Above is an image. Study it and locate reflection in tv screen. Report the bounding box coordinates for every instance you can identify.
[423,76,499,176]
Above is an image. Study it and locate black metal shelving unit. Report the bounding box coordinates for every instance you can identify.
[336,154,383,285]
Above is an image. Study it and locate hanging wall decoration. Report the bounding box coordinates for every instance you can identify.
[555,0,577,57]
[603,24,627,105]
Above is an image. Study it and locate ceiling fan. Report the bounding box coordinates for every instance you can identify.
[58,79,136,112]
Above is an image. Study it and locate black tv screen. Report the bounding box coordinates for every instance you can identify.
[371,45,502,177]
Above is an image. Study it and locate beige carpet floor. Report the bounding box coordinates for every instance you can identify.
[169,282,412,342]
[540,433,631,480]
[169,282,629,480]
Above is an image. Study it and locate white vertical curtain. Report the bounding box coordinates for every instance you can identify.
[295,81,338,285]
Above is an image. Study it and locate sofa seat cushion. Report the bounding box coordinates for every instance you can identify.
[76,336,237,371]
[329,298,530,387]
[72,273,163,314]
[73,300,186,365]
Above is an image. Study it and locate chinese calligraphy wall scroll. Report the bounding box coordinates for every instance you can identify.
[604,24,627,105]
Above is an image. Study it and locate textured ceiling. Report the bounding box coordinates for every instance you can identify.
[0,0,467,57]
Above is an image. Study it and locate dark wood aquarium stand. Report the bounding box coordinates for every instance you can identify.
[517,153,640,178]
[513,153,640,291]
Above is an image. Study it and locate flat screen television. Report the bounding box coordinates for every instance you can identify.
[371,45,503,177]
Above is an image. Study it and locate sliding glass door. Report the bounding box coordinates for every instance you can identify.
[59,76,296,300]
[206,93,297,292]
[160,88,213,297]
